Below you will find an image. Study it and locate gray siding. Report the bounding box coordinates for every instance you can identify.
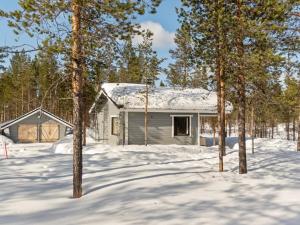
[8,112,68,143]
[106,100,121,145]
[128,112,198,145]
[90,97,121,145]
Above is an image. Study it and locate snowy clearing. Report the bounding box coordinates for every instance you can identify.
[1,137,300,225]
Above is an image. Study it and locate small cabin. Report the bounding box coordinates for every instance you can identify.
[0,108,73,143]
[89,83,232,145]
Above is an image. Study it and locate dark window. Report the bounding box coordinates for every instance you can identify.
[174,117,190,136]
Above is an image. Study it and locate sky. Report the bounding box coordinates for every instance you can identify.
[0,0,182,79]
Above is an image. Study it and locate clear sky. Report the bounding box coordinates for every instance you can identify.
[0,0,182,74]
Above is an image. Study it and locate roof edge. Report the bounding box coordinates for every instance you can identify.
[0,108,73,130]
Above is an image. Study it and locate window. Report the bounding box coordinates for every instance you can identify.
[172,116,191,137]
[111,117,120,135]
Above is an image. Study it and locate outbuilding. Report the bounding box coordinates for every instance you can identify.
[0,108,73,143]
[89,83,232,145]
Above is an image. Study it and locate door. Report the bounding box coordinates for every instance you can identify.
[18,124,37,143]
[40,123,60,142]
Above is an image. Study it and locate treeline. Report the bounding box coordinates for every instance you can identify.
[0,51,73,122]
[165,1,300,172]
[0,34,163,123]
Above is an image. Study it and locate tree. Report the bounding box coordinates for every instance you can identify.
[167,23,193,87]
[178,0,231,171]
[0,47,7,71]
[3,0,162,198]
[178,0,298,174]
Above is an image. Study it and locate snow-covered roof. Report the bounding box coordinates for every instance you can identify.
[91,83,232,113]
[0,108,73,130]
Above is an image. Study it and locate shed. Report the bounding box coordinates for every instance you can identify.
[0,108,73,143]
[89,83,232,145]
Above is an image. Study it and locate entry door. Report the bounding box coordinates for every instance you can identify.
[18,124,37,143]
[40,123,60,142]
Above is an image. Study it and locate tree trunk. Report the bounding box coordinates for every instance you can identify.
[213,122,216,146]
[216,61,224,172]
[220,76,226,156]
[297,113,300,151]
[144,83,148,146]
[293,117,296,141]
[82,110,87,146]
[286,121,290,140]
[251,105,254,154]
[215,0,226,172]
[21,85,24,114]
[71,0,83,198]
[237,0,247,174]
[229,118,232,137]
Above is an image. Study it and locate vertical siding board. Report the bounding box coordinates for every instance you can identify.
[128,112,198,145]
[7,112,69,143]
[107,101,121,145]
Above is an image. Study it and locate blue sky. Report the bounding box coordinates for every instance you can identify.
[0,0,181,73]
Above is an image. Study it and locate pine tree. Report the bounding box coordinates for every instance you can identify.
[178,0,298,173]
[0,47,7,71]
[178,0,231,171]
[167,23,193,87]
[2,0,162,198]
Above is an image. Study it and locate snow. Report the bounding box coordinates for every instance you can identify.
[1,137,300,225]
[98,83,232,113]
[0,134,14,146]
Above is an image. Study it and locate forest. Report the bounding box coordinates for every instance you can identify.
[0,1,299,198]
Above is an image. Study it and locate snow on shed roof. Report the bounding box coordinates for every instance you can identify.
[0,108,73,130]
[95,83,232,113]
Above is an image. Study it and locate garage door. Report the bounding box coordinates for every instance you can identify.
[18,124,37,143]
[40,123,59,142]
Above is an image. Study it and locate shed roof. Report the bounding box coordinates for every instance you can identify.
[0,108,73,131]
[90,83,232,113]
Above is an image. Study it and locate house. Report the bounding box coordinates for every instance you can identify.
[0,108,73,143]
[89,83,232,145]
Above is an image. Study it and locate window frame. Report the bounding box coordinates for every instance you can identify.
[171,115,193,137]
[111,115,120,136]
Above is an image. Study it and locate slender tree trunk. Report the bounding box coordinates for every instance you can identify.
[83,110,87,146]
[217,62,224,172]
[213,122,216,146]
[237,0,247,174]
[82,78,87,146]
[286,120,290,140]
[297,112,300,151]
[215,0,226,172]
[3,105,6,122]
[229,118,232,137]
[21,85,24,114]
[251,105,254,154]
[144,83,148,146]
[71,0,83,198]
[293,117,296,141]
[220,75,226,156]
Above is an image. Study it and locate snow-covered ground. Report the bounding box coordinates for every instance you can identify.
[1,136,300,225]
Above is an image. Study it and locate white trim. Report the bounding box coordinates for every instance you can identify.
[110,115,120,136]
[170,114,193,117]
[171,115,192,138]
[121,108,223,113]
[89,90,113,114]
[1,108,73,130]
[120,108,229,114]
